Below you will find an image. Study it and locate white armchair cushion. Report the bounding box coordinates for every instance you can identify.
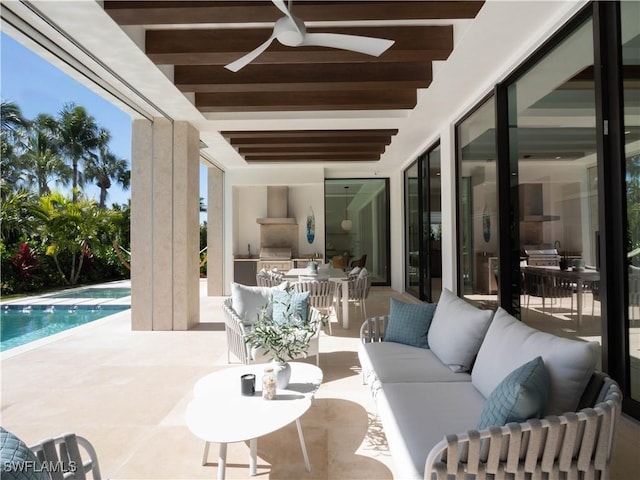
[472,307,599,415]
[230,282,288,325]
[427,289,493,372]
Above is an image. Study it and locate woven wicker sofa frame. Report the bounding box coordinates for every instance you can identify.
[360,315,622,480]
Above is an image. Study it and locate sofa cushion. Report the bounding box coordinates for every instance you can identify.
[358,341,472,386]
[477,356,549,430]
[427,289,494,372]
[384,298,437,348]
[271,289,310,324]
[472,307,598,415]
[375,382,486,480]
[230,282,288,324]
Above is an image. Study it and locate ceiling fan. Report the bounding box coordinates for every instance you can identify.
[225,0,395,72]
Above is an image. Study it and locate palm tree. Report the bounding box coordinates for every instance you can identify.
[20,114,71,195]
[1,100,29,133]
[84,128,130,208]
[57,102,99,200]
[1,100,30,196]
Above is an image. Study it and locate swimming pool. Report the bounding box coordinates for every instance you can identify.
[45,287,131,299]
[0,304,130,352]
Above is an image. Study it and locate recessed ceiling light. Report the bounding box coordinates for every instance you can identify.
[556,156,561,159]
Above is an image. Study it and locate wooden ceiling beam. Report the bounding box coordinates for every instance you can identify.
[146,26,452,65]
[222,129,398,139]
[244,153,381,162]
[223,138,394,148]
[175,63,431,93]
[197,90,416,111]
[105,1,484,25]
[236,145,386,154]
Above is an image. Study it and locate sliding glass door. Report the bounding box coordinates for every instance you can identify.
[621,0,640,406]
[324,178,390,285]
[404,143,441,302]
[456,98,497,308]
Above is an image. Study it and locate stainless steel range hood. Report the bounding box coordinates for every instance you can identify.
[256,186,297,225]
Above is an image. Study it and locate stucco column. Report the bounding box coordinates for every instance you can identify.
[131,118,200,330]
[207,166,224,296]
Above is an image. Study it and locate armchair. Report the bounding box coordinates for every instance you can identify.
[222,297,321,366]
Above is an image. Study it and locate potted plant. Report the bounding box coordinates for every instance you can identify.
[556,240,569,270]
[244,293,321,388]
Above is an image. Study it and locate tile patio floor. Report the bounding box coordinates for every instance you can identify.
[1,280,638,479]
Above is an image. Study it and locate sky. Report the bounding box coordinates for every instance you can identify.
[1,32,208,218]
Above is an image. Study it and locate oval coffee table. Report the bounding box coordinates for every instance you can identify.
[187,362,323,479]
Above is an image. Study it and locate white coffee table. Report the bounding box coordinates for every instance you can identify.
[187,362,323,479]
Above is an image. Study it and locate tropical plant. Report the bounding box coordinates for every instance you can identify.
[0,190,41,244]
[20,114,71,195]
[35,191,112,285]
[84,128,130,208]
[244,293,320,363]
[10,242,39,283]
[57,102,100,200]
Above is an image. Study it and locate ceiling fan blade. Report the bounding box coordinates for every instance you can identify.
[271,0,290,17]
[225,35,275,72]
[301,33,394,57]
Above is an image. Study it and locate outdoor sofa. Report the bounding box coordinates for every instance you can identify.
[358,289,622,480]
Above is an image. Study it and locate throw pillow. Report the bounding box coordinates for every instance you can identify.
[477,356,550,430]
[472,307,598,415]
[348,267,361,278]
[384,297,437,348]
[272,289,310,325]
[427,289,494,372]
[230,282,288,325]
[358,267,370,278]
[0,427,50,480]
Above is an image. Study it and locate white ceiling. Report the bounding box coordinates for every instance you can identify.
[2,0,587,174]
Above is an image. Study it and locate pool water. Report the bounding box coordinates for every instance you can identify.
[45,287,131,299]
[0,305,129,351]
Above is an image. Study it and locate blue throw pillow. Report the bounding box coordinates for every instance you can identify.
[0,427,50,480]
[271,289,310,325]
[384,297,437,348]
[477,356,550,430]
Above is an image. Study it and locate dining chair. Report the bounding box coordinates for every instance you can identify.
[522,269,547,319]
[350,254,367,269]
[543,274,575,316]
[292,279,338,335]
[347,275,372,322]
[256,270,285,287]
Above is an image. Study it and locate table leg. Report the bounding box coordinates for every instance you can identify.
[341,281,349,329]
[295,418,311,472]
[202,441,210,466]
[218,443,227,480]
[249,438,257,476]
[576,281,583,328]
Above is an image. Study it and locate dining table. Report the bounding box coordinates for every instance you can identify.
[284,267,350,329]
[522,265,600,328]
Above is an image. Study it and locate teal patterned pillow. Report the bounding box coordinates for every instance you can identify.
[384,298,437,348]
[477,356,550,430]
[0,428,49,480]
[271,290,310,325]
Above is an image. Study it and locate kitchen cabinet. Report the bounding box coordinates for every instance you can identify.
[234,259,258,286]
